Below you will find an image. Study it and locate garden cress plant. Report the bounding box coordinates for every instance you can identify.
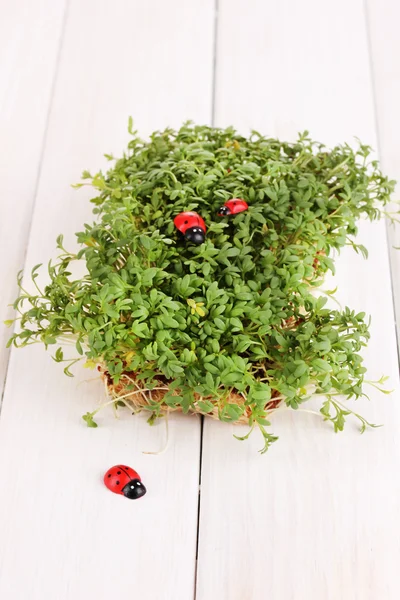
[7,121,395,452]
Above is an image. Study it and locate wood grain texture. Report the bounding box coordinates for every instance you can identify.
[0,0,67,399]
[366,0,400,345]
[196,1,400,599]
[0,1,214,598]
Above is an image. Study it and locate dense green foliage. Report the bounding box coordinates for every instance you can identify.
[8,122,395,450]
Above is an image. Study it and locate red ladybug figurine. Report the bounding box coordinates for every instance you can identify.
[174,211,206,245]
[218,198,248,216]
[104,465,146,500]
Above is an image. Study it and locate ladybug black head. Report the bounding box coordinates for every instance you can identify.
[218,205,230,216]
[185,227,205,245]
[122,478,147,500]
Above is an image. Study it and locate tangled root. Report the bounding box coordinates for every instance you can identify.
[98,366,283,424]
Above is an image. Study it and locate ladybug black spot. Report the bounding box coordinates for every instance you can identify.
[116,481,120,485]
[117,471,121,474]
[184,220,188,224]
[108,474,111,478]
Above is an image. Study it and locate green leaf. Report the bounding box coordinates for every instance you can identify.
[221,403,244,422]
[265,187,278,202]
[222,371,243,385]
[197,400,215,413]
[161,315,179,328]
[147,412,159,425]
[230,317,243,330]
[293,361,308,378]
[131,321,149,338]
[214,317,225,330]
[320,401,331,418]
[142,267,160,285]
[63,364,75,377]
[105,329,113,346]
[82,412,98,428]
[313,358,332,373]
[53,347,64,362]
[251,382,271,408]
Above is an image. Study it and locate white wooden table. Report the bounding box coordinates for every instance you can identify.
[1,1,400,598]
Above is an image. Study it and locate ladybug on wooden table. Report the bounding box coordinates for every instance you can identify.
[218,198,248,216]
[174,211,206,245]
[104,465,146,500]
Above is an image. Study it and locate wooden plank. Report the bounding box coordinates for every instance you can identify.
[366,0,400,345]
[0,0,67,398]
[196,1,400,599]
[0,1,214,598]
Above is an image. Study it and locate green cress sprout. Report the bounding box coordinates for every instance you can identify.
[7,121,396,452]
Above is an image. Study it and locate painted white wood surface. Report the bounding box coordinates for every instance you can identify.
[196,2,400,599]
[366,0,400,342]
[2,1,400,598]
[0,0,67,399]
[0,1,214,598]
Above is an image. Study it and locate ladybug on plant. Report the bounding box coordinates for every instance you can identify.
[174,211,206,245]
[104,465,146,500]
[218,198,248,216]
